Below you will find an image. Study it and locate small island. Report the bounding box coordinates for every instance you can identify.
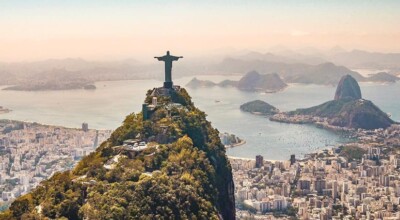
[0,106,11,114]
[240,100,279,115]
[219,132,245,148]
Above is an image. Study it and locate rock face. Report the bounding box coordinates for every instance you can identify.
[334,75,362,100]
[240,100,279,115]
[237,71,287,92]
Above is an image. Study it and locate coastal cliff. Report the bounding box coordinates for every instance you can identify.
[2,87,235,219]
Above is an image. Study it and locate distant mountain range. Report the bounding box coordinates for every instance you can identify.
[328,50,400,69]
[366,72,399,83]
[256,46,400,69]
[215,59,398,85]
[1,48,399,90]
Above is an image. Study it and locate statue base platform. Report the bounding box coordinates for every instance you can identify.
[163,82,173,89]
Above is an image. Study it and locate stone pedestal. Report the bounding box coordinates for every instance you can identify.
[164,81,173,89]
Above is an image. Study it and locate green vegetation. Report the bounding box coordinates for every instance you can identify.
[1,88,235,220]
[290,98,394,130]
[339,146,366,161]
[285,74,395,130]
[240,100,279,115]
[237,201,257,214]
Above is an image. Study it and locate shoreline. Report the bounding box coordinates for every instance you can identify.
[0,106,11,114]
[228,156,282,163]
[225,139,246,149]
[0,119,111,132]
[270,113,357,134]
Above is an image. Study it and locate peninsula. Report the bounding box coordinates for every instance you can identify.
[270,75,396,130]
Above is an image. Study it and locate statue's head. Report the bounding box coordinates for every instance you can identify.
[167,51,170,55]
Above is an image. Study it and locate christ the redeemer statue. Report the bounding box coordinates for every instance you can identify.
[154,51,183,89]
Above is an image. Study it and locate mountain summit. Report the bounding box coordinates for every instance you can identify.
[4,86,235,219]
[334,74,362,100]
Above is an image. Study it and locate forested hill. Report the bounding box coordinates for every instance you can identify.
[1,87,235,219]
[288,75,395,130]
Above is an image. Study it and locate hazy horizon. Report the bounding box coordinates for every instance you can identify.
[1,0,400,62]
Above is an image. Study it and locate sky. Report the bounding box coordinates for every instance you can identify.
[1,0,399,62]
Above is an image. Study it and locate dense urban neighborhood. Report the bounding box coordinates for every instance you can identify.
[232,125,400,219]
[0,120,111,210]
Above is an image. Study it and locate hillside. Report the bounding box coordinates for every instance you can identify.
[186,77,216,88]
[290,98,394,130]
[237,71,287,92]
[285,75,395,130]
[240,100,279,115]
[367,72,399,83]
[218,79,238,87]
[216,58,365,85]
[1,87,235,219]
[185,72,286,92]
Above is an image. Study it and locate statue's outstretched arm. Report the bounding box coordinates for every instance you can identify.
[172,56,183,61]
[154,56,163,61]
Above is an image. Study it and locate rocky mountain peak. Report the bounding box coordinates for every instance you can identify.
[334,74,362,100]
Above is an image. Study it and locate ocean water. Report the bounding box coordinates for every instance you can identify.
[0,76,398,160]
